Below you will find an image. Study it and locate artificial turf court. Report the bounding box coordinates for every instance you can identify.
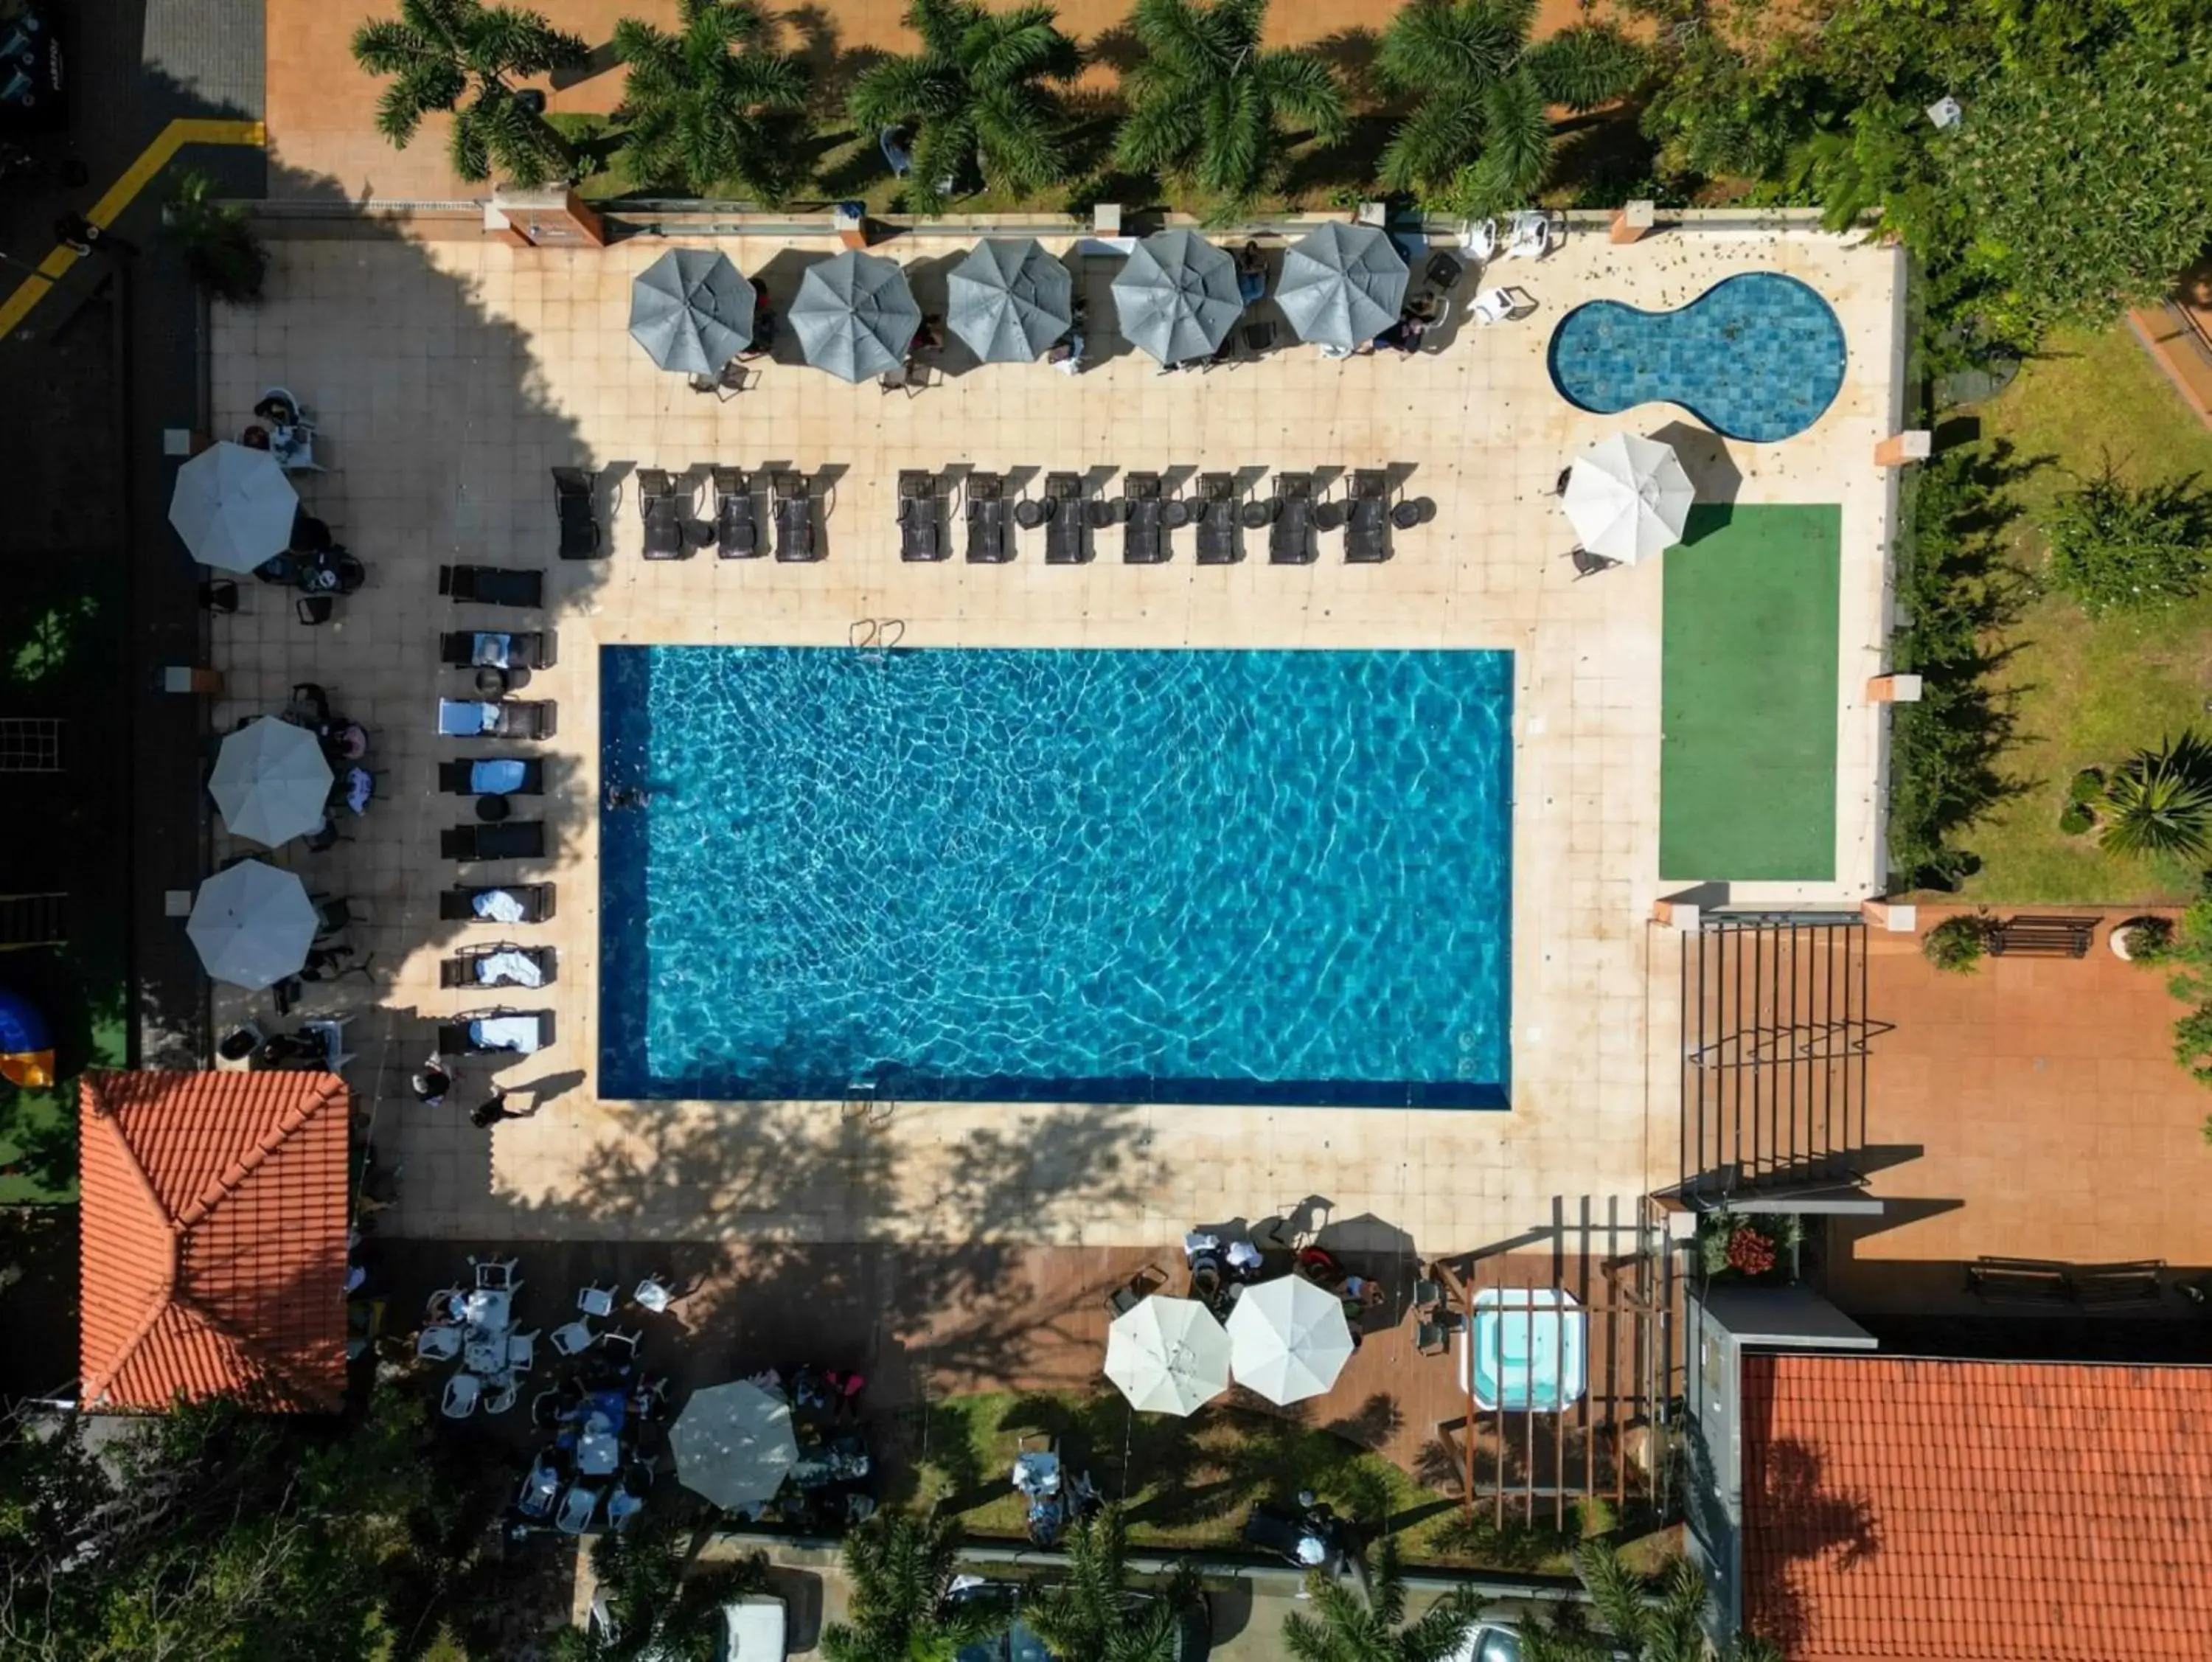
[1660,504,1842,880]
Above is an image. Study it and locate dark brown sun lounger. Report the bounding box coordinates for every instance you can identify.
[439,884,554,922]
[714,467,760,558]
[439,565,544,608]
[440,630,549,670]
[439,943,557,989]
[438,758,546,796]
[553,467,602,558]
[442,821,547,862]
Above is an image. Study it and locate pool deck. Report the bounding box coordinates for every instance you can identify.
[203,212,1902,1259]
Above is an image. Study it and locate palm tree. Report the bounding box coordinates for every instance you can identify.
[1115,0,1349,210]
[846,0,1081,213]
[1025,1506,1203,1662]
[551,1519,768,1661]
[163,169,268,305]
[2101,733,2212,861]
[1526,1542,1779,1662]
[351,0,588,187]
[1281,1537,1483,1662]
[818,1512,1001,1662]
[1375,0,1644,208]
[613,0,811,201]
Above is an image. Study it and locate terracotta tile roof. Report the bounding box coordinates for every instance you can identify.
[79,1070,351,1413]
[1741,1352,2212,1661]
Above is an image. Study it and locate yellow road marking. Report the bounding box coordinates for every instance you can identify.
[0,117,266,338]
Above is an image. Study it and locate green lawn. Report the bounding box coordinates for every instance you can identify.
[1952,323,2212,903]
[1660,505,1843,881]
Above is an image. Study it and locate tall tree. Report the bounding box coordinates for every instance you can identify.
[351,0,589,187]
[551,1520,769,1662]
[1376,0,1644,208]
[818,1512,1001,1662]
[613,0,812,202]
[1115,0,1349,210]
[1280,1537,1484,1662]
[1024,1506,1203,1662]
[1525,1541,1781,1662]
[847,0,1081,213]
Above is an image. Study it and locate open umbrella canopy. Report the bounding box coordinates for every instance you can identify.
[1105,1295,1231,1416]
[1110,229,1242,366]
[790,251,922,383]
[169,441,299,573]
[672,1380,800,1513]
[1276,223,1409,351]
[1226,1275,1355,1405]
[209,717,334,847]
[1563,433,1695,564]
[630,248,756,375]
[946,238,1074,363]
[187,860,318,990]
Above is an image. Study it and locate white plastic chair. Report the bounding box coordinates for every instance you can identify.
[423,1286,467,1325]
[605,1486,645,1532]
[576,1282,619,1318]
[1472,286,1537,325]
[633,1273,674,1314]
[417,1324,463,1361]
[484,1377,520,1416]
[554,1484,602,1535]
[472,1256,521,1291]
[1503,209,1558,260]
[599,1327,643,1363]
[441,1372,481,1419]
[507,1329,540,1374]
[1461,217,1498,262]
[551,1319,597,1357]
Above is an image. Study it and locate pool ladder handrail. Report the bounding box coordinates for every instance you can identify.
[849,617,907,658]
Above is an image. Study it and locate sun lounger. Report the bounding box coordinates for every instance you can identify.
[553,467,602,559]
[1195,473,1239,565]
[1121,472,1167,564]
[439,565,544,608]
[442,821,546,862]
[439,884,554,923]
[437,698,553,740]
[1040,473,1086,565]
[772,470,818,562]
[713,467,759,559]
[440,944,555,989]
[637,468,690,560]
[438,757,545,796]
[964,471,1011,563]
[1346,470,1391,563]
[897,470,944,562]
[437,1009,552,1056]
[1268,471,1316,564]
[440,631,549,670]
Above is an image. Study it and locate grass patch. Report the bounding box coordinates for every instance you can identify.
[1660,504,1843,881]
[0,973,124,1203]
[1951,323,2212,903]
[896,1389,1660,1574]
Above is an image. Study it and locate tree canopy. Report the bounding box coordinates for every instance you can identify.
[350,0,588,187]
[613,0,812,202]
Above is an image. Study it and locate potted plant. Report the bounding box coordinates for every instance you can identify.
[1923,912,1996,973]
[2112,914,2174,962]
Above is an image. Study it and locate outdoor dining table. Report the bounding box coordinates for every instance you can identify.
[571,1387,627,1475]
[463,1333,507,1376]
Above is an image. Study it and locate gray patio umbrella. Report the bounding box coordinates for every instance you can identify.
[168,440,299,574]
[630,248,754,375]
[789,251,922,383]
[186,859,319,991]
[209,715,335,848]
[1276,222,1409,351]
[946,237,1074,363]
[1110,229,1242,366]
[672,1380,800,1513]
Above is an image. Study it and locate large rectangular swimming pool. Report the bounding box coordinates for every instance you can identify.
[599,647,1513,1106]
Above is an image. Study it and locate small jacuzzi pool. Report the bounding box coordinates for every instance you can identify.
[1548,271,1846,442]
[1461,1288,1588,1412]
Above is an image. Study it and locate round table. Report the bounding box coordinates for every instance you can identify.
[474,666,509,698]
[1237,500,1275,530]
[1013,499,1048,531]
[476,794,512,824]
[1161,501,1193,531]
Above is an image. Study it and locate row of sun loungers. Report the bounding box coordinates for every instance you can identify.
[638,467,821,563]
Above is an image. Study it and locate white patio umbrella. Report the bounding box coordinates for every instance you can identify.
[672,1380,800,1513]
[186,860,319,990]
[1562,433,1694,565]
[209,717,334,847]
[168,440,299,573]
[1226,1275,1355,1405]
[1104,1295,1231,1416]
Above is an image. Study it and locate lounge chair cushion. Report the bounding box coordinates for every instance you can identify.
[468,1015,543,1053]
[439,699,499,737]
[471,759,528,794]
[476,950,544,988]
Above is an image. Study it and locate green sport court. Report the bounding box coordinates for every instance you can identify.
[1660,504,1842,881]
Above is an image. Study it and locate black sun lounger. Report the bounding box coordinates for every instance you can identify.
[713,467,760,559]
[1121,471,1166,564]
[772,470,818,562]
[442,821,547,862]
[438,758,546,796]
[1268,471,1317,565]
[897,470,943,562]
[439,884,554,922]
[440,630,549,670]
[436,1009,553,1057]
[1345,469,1392,563]
[440,943,557,989]
[1041,472,1087,564]
[1195,472,1239,565]
[439,564,544,608]
[638,467,690,560]
[964,471,1011,563]
[553,467,602,558]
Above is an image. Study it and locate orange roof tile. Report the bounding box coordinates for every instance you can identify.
[1741,1353,2212,1661]
[79,1070,351,1413]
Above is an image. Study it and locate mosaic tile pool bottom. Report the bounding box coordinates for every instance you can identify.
[599,647,1514,1107]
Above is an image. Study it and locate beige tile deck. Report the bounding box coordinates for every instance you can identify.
[204,215,1903,1257]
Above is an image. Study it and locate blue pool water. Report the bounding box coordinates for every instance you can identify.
[599,647,1514,1107]
[1547,271,1846,442]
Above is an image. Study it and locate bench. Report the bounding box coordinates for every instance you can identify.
[1986,914,2097,957]
[1969,1255,2165,1307]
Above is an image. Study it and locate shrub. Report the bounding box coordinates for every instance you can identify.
[162,170,268,304]
[2100,732,2212,861]
[1923,913,1994,973]
[2057,803,2093,835]
[2175,1006,2212,1088]
[2121,915,2175,962]
[2068,768,2104,804]
[2043,464,2212,617]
